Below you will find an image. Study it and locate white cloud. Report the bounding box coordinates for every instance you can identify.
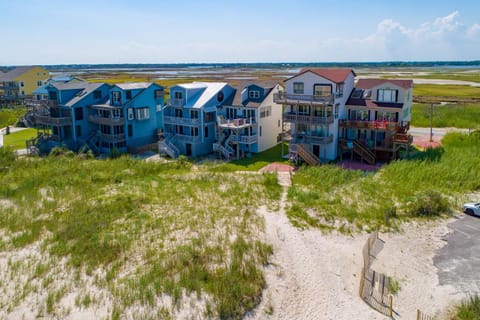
[313,11,480,61]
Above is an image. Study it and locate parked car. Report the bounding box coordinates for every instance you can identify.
[463,202,480,216]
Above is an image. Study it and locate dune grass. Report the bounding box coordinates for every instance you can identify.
[0,153,280,318]
[3,128,37,150]
[454,295,480,320]
[207,143,289,172]
[413,84,480,104]
[411,103,480,129]
[287,132,480,232]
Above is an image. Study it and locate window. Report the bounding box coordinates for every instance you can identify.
[260,106,271,118]
[204,126,209,138]
[278,119,281,128]
[127,108,134,120]
[154,89,164,99]
[21,91,25,95]
[336,83,344,97]
[49,91,57,100]
[74,107,83,121]
[293,82,304,94]
[259,126,262,137]
[191,110,198,119]
[128,124,133,137]
[377,89,397,103]
[20,81,24,87]
[112,91,121,104]
[135,107,150,120]
[37,81,42,86]
[126,90,132,100]
[314,84,331,97]
[351,89,363,98]
[93,90,102,100]
[192,127,199,136]
[75,125,82,137]
[174,91,183,99]
[298,105,309,115]
[334,104,339,119]
[249,90,260,99]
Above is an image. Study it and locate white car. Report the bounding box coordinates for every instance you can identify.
[463,202,480,216]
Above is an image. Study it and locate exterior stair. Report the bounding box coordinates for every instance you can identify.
[353,140,376,165]
[296,143,321,165]
[158,134,179,158]
[86,130,101,155]
[213,143,233,160]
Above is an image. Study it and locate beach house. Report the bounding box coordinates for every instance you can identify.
[338,78,413,163]
[159,82,235,158]
[274,68,356,164]
[28,79,165,154]
[0,66,49,105]
[214,82,283,160]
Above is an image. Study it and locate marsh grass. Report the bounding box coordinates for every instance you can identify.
[288,132,480,232]
[411,103,480,128]
[0,151,280,318]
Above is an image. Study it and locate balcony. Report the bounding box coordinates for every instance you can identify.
[47,100,59,108]
[338,119,399,131]
[293,134,334,145]
[273,91,333,105]
[101,133,126,143]
[34,115,72,126]
[168,98,186,107]
[163,115,201,126]
[88,115,125,125]
[283,113,334,125]
[175,134,202,144]
[230,135,258,144]
[218,117,255,129]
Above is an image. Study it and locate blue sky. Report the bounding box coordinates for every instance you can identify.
[1,0,479,65]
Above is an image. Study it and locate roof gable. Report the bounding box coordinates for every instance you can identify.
[288,68,356,84]
[0,66,46,81]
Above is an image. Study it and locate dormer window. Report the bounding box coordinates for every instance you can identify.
[126,90,132,100]
[174,91,183,100]
[377,89,397,103]
[249,90,260,99]
[112,91,121,104]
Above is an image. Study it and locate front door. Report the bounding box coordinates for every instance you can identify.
[313,144,320,158]
[186,143,192,156]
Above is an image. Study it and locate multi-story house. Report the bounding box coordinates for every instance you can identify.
[29,78,111,152]
[274,68,356,164]
[0,66,49,104]
[87,82,164,153]
[339,79,413,163]
[28,79,165,154]
[214,82,283,160]
[159,82,235,158]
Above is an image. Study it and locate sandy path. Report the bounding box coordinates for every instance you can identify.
[248,172,386,320]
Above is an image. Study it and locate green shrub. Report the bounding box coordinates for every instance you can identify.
[49,146,68,157]
[406,190,450,217]
[455,295,480,320]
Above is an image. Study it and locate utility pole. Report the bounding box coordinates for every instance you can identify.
[430,103,434,142]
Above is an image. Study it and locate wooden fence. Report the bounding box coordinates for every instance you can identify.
[359,231,393,317]
[417,309,435,320]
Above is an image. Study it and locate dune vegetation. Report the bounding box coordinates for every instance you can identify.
[287,132,480,233]
[0,149,280,319]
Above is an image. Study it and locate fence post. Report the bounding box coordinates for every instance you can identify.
[389,295,393,318]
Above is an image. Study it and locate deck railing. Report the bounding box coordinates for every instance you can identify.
[34,115,72,126]
[339,119,399,130]
[283,113,334,124]
[230,135,258,144]
[88,115,125,125]
[163,115,201,126]
[273,91,334,104]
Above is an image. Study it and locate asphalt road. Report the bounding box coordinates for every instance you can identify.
[434,214,480,294]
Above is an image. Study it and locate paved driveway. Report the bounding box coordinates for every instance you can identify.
[434,214,480,294]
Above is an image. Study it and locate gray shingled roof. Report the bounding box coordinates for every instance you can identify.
[230,80,280,107]
[64,82,107,107]
[115,82,153,90]
[0,66,46,81]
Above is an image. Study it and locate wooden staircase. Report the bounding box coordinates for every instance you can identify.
[158,134,179,159]
[353,140,376,165]
[296,143,321,165]
[213,143,233,160]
